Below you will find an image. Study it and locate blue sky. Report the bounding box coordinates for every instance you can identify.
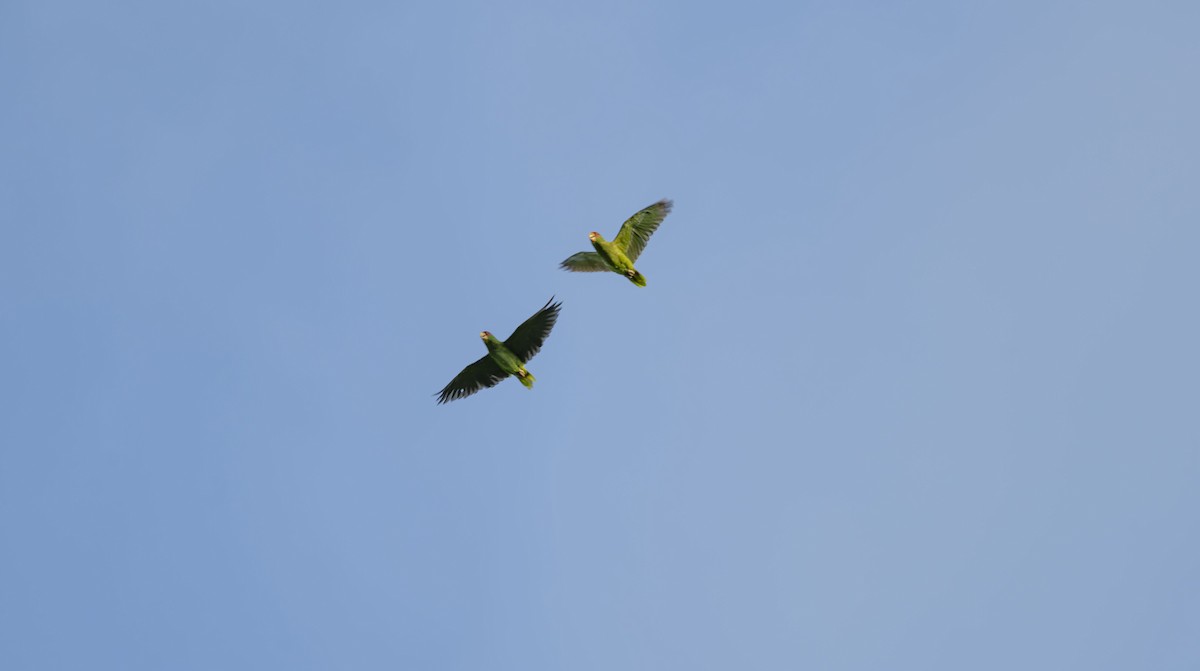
[2,1,1198,668]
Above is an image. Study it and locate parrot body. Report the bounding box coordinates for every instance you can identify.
[589,233,645,286]
[560,199,672,286]
[482,334,535,388]
[435,297,561,404]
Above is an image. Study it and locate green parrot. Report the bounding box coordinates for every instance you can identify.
[559,199,673,286]
[435,297,562,404]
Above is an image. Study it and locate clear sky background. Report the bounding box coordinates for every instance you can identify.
[2,1,1198,669]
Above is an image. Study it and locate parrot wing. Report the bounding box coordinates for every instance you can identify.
[559,252,610,272]
[503,297,562,362]
[612,199,672,262]
[436,354,508,404]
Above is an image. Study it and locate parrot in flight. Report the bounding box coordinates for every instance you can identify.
[435,297,562,404]
[559,199,673,286]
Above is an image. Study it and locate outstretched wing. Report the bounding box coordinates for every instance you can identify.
[612,199,672,262]
[559,252,610,272]
[436,354,508,404]
[503,297,562,363]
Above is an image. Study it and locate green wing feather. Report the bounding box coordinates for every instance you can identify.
[503,297,562,362]
[559,252,610,272]
[436,355,508,404]
[612,199,672,262]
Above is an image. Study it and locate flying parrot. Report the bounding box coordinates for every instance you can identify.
[435,297,562,404]
[559,199,673,286]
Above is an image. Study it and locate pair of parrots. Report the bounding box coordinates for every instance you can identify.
[436,199,673,404]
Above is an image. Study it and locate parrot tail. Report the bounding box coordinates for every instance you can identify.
[626,270,647,287]
[517,370,535,389]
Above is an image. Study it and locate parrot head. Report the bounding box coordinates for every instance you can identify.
[588,231,600,242]
[480,331,492,341]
